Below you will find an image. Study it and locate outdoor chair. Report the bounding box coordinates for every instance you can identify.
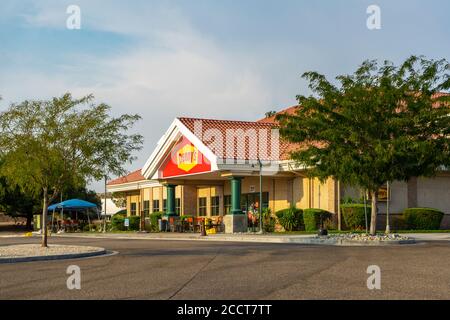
[185,216,195,233]
[169,217,181,232]
[210,216,224,233]
[194,217,204,233]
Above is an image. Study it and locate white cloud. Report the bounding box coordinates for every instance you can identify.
[0,1,281,190]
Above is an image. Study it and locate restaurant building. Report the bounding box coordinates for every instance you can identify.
[107,107,450,232]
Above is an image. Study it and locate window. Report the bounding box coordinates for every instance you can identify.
[163,199,167,212]
[143,201,150,217]
[198,197,207,216]
[175,198,181,215]
[211,196,220,215]
[241,192,269,212]
[130,203,137,216]
[224,195,231,215]
[152,200,160,213]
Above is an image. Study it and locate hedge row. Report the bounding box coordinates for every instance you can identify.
[340,204,371,230]
[111,214,140,231]
[403,208,443,230]
[303,208,332,231]
[275,207,332,231]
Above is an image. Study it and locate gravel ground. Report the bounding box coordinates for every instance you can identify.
[0,244,104,258]
[325,233,411,241]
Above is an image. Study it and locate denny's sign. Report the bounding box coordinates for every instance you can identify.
[161,136,211,178]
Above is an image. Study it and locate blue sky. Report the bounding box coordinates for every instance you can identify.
[0,0,449,190]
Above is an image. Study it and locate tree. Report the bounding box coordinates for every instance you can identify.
[111,192,127,208]
[0,174,41,230]
[277,56,450,235]
[60,184,102,208]
[0,93,143,246]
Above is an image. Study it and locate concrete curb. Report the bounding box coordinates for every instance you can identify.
[47,233,419,246]
[0,247,107,264]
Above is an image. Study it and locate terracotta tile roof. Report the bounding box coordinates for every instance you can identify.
[178,117,293,161]
[107,169,145,186]
[257,105,299,124]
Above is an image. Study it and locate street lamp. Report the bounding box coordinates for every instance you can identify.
[385,181,391,234]
[258,158,263,234]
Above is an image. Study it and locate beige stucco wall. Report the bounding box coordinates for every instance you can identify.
[417,176,450,214]
[376,181,408,214]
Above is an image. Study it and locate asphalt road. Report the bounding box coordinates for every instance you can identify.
[0,237,449,300]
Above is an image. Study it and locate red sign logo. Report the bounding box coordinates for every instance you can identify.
[161,136,211,178]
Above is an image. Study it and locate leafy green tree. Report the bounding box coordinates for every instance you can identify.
[0,174,41,230]
[60,184,101,208]
[0,93,143,246]
[278,56,450,235]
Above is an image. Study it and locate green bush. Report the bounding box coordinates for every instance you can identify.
[128,216,140,230]
[340,204,371,230]
[303,208,332,231]
[111,214,125,231]
[149,212,163,232]
[403,208,444,230]
[275,207,303,231]
[116,209,127,217]
[262,208,276,233]
[110,214,140,231]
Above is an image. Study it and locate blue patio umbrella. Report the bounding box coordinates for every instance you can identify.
[48,199,99,233]
[48,199,98,211]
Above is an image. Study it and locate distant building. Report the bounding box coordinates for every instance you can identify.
[100,198,125,216]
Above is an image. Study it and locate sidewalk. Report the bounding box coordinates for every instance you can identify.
[51,232,315,244]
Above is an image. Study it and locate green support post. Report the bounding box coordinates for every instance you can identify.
[165,184,177,217]
[230,177,243,215]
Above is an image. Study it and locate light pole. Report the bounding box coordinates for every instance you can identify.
[258,158,263,234]
[103,175,107,233]
[385,181,390,234]
[363,189,368,235]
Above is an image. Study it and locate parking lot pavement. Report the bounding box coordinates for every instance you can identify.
[0,236,449,300]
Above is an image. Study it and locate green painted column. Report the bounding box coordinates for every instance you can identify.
[230,177,243,215]
[165,184,177,216]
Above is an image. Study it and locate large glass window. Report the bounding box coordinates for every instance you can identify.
[198,197,207,216]
[130,203,137,216]
[175,198,181,215]
[143,201,150,217]
[211,196,220,215]
[152,199,160,213]
[240,192,269,213]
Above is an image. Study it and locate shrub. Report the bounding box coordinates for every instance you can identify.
[111,214,125,231]
[262,208,276,233]
[403,208,444,230]
[340,204,371,230]
[275,207,303,231]
[303,208,332,231]
[149,212,163,232]
[127,216,141,231]
[115,209,127,217]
